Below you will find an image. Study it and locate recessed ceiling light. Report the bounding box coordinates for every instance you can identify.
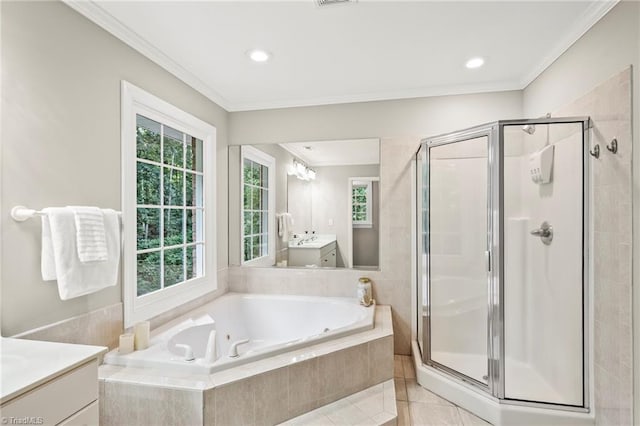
[247,49,271,63]
[465,57,484,69]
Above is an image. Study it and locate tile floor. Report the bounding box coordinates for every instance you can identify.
[282,380,397,425]
[394,355,491,426]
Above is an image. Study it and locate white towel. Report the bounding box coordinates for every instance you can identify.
[69,206,108,263]
[278,213,294,243]
[41,207,120,300]
[41,215,57,282]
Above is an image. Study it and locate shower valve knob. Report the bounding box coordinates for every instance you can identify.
[530,221,553,245]
[530,229,549,237]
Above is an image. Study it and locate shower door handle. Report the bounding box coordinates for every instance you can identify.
[530,221,553,245]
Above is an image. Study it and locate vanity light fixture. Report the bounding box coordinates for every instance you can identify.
[247,49,271,63]
[465,57,485,69]
[307,169,316,180]
[295,161,306,177]
[287,160,316,181]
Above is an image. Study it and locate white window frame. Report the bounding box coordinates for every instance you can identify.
[347,176,379,268]
[240,145,276,267]
[352,179,373,228]
[121,81,217,328]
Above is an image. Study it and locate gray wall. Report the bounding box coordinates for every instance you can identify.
[353,181,379,267]
[229,91,523,145]
[1,1,229,336]
[308,164,380,268]
[521,1,639,422]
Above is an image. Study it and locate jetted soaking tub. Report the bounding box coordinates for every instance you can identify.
[104,293,375,374]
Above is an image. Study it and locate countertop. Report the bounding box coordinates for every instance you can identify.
[0,337,107,404]
[288,239,336,249]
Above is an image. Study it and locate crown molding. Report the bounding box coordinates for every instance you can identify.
[519,0,619,89]
[278,144,313,165]
[230,80,523,112]
[63,0,232,111]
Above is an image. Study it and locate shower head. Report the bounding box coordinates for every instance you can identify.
[522,124,536,135]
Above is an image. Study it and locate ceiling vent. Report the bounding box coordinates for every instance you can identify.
[316,0,355,6]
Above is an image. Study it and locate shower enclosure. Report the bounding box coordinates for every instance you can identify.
[415,117,591,418]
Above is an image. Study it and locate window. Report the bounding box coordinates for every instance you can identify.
[241,146,275,266]
[352,180,373,228]
[135,115,204,294]
[122,81,216,327]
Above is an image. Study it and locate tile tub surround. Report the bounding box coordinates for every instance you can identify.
[10,268,229,350]
[552,68,633,426]
[99,305,393,426]
[12,302,123,350]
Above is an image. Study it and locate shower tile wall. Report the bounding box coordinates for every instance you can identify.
[231,136,418,355]
[553,68,633,425]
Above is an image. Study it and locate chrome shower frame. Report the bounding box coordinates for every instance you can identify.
[416,117,591,412]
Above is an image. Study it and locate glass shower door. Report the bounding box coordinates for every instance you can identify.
[425,132,491,386]
[416,144,427,354]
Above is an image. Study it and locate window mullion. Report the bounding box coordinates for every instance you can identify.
[242,166,246,262]
[136,158,203,175]
[159,124,165,290]
[183,133,187,280]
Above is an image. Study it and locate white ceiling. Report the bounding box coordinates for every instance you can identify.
[280,139,380,166]
[69,1,616,111]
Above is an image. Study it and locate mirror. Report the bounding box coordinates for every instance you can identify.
[228,139,380,270]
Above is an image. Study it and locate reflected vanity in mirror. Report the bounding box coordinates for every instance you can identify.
[229,139,380,270]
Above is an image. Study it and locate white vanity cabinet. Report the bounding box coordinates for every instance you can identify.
[1,338,106,426]
[289,240,337,267]
[319,244,337,267]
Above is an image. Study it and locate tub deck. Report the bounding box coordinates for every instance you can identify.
[99,304,393,426]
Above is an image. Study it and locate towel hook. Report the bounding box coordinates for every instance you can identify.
[606,138,618,154]
[589,144,600,159]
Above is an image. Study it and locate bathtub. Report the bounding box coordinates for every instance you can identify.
[104,293,375,374]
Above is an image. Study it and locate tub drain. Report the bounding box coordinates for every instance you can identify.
[323,328,330,333]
